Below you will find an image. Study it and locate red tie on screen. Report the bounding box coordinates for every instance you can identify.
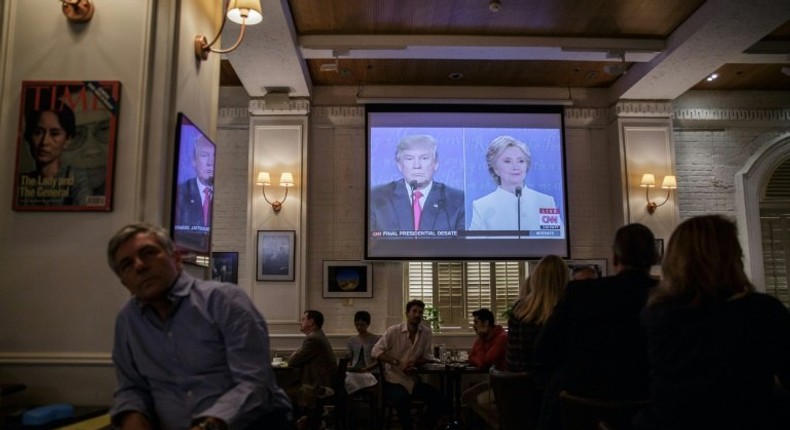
[412,190,423,230]
[203,187,212,225]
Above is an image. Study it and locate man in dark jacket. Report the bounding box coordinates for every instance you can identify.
[288,310,338,429]
[534,223,658,430]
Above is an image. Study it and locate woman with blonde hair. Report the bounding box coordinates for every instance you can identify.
[506,255,569,372]
[634,215,790,430]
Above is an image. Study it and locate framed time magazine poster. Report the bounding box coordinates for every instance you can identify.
[12,80,121,211]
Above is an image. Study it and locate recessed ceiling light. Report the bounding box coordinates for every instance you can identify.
[706,73,719,82]
[489,0,501,12]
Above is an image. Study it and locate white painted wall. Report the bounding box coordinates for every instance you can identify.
[0,0,222,405]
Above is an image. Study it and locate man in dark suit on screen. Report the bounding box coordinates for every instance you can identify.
[176,135,215,226]
[370,134,464,231]
[174,135,215,251]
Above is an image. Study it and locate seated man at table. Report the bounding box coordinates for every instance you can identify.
[372,299,449,430]
[107,223,292,430]
[288,310,338,429]
[462,308,508,428]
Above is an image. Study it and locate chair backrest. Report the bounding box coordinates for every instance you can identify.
[489,369,540,430]
[558,390,648,430]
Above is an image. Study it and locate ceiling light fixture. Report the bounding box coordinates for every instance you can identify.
[320,57,339,72]
[489,0,502,12]
[195,0,262,61]
[604,52,627,76]
[706,73,719,82]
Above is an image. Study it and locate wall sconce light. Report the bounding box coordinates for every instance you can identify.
[60,0,95,23]
[195,0,263,61]
[640,173,677,214]
[256,171,294,212]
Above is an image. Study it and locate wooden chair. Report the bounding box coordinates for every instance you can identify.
[488,369,540,430]
[558,391,648,430]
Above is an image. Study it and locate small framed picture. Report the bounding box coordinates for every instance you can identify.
[565,259,608,280]
[323,261,373,298]
[257,230,295,281]
[211,252,239,284]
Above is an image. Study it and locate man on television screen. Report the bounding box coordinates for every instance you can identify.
[174,135,215,251]
[370,134,464,232]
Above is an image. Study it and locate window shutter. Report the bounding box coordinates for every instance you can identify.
[435,263,464,328]
[494,261,522,321]
[406,262,434,307]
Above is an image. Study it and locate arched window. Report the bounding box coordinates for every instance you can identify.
[760,158,790,307]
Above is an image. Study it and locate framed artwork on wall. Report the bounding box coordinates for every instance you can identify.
[566,259,607,279]
[211,252,239,284]
[323,260,373,298]
[257,230,295,281]
[12,80,121,212]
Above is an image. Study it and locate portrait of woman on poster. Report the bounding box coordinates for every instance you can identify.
[469,135,563,232]
[16,103,92,207]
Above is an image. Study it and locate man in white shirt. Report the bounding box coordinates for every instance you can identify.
[372,300,448,430]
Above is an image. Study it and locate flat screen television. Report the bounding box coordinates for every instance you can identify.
[170,113,216,255]
[366,104,569,260]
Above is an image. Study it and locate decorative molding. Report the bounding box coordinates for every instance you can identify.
[311,106,366,127]
[0,352,112,366]
[673,108,790,122]
[249,99,311,116]
[564,108,609,128]
[613,101,674,118]
[217,107,249,128]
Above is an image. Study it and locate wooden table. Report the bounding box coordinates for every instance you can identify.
[419,362,487,429]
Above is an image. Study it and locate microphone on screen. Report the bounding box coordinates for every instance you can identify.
[515,186,522,236]
[409,180,418,192]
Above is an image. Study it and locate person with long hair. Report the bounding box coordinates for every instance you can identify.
[477,256,567,430]
[634,215,790,430]
[507,255,569,373]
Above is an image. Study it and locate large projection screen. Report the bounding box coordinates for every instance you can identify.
[366,104,569,260]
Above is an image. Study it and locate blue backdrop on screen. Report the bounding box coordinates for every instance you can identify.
[369,127,564,229]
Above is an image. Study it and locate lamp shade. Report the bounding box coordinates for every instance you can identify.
[256,171,271,185]
[279,172,295,187]
[227,0,263,25]
[661,175,678,189]
[640,173,656,187]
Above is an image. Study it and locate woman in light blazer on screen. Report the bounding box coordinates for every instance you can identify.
[469,135,563,235]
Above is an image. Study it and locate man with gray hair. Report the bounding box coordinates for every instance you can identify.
[370,134,465,231]
[107,223,292,430]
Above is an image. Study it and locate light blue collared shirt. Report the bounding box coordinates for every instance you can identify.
[110,272,291,430]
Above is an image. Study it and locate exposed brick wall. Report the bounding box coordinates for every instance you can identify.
[213,126,252,289]
[673,128,790,221]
